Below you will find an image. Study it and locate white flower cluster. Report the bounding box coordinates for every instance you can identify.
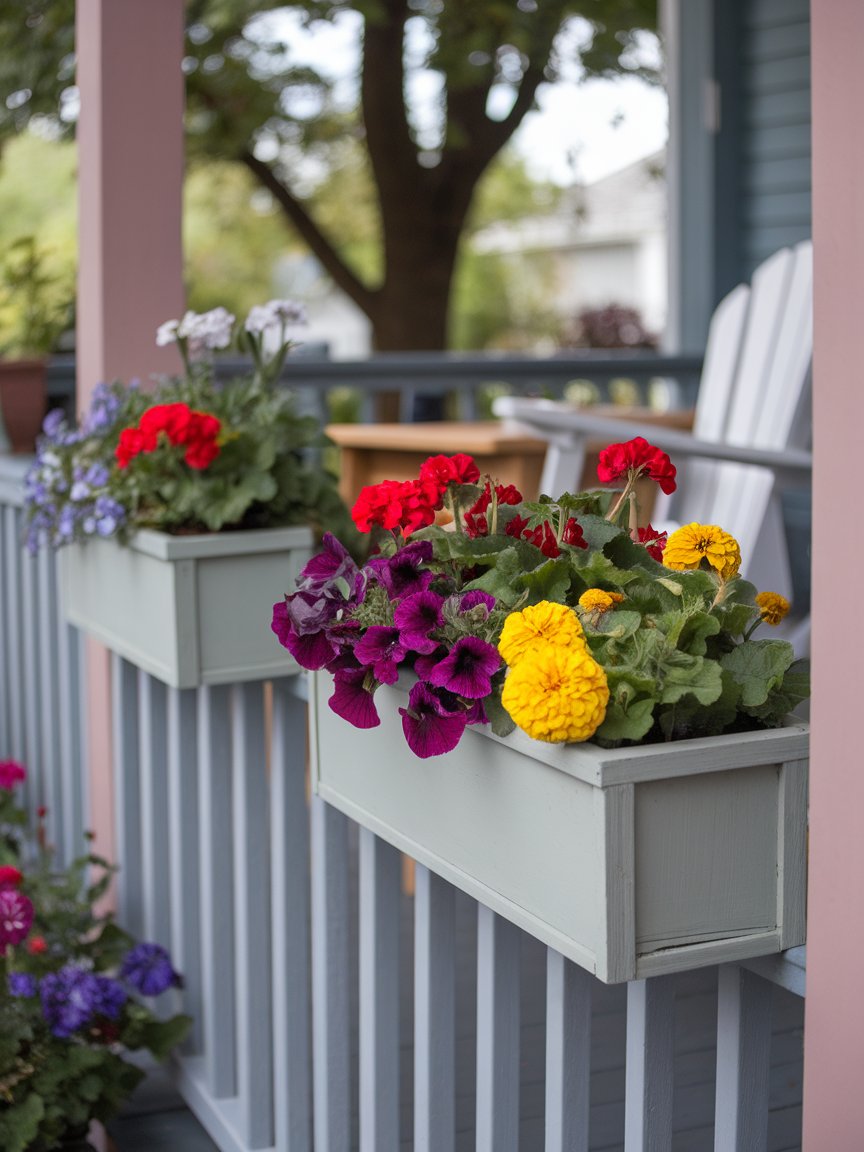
[244,298,307,335]
[155,307,236,354]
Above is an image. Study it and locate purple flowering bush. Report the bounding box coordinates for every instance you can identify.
[0,763,189,1152]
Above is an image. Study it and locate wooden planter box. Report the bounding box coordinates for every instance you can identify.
[60,526,312,689]
[310,673,808,983]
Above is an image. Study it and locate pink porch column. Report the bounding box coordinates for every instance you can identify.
[76,0,185,866]
[803,0,864,1143]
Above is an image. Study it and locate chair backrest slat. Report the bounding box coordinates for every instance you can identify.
[673,242,812,565]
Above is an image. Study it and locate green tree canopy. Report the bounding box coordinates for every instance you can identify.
[3,0,657,350]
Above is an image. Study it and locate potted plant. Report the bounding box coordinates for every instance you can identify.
[0,759,190,1151]
[24,301,355,688]
[274,439,810,982]
[0,236,74,454]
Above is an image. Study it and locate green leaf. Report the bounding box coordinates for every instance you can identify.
[584,609,643,639]
[677,611,721,655]
[659,653,723,705]
[595,696,655,743]
[721,640,796,708]
[131,1014,193,1062]
[658,668,742,739]
[485,690,516,739]
[514,556,571,604]
[573,513,623,551]
[741,658,811,723]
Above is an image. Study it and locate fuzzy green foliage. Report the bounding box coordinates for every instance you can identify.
[404,482,809,746]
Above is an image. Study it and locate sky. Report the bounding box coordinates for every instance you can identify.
[259,9,668,188]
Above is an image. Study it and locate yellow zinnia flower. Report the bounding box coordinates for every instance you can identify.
[755,591,790,626]
[578,589,617,614]
[662,523,741,580]
[498,601,586,666]
[502,644,609,743]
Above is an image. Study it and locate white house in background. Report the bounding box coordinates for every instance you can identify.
[473,149,667,338]
[273,253,372,359]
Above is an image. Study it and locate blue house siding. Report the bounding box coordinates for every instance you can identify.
[714,0,812,298]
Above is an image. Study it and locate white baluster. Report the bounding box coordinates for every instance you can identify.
[714,965,772,1152]
[271,678,311,1152]
[311,794,351,1152]
[198,683,236,1098]
[476,906,520,1152]
[359,828,401,1152]
[624,976,676,1152]
[414,864,455,1152]
[545,948,592,1152]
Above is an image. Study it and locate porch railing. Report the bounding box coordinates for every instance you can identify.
[0,457,804,1152]
[45,350,704,426]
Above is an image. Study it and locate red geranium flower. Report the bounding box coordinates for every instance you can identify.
[0,866,22,890]
[561,517,588,549]
[397,478,438,537]
[352,481,406,533]
[184,438,221,470]
[523,520,560,558]
[638,524,668,561]
[115,427,148,469]
[418,453,480,492]
[27,934,47,954]
[597,436,677,495]
[464,482,523,538]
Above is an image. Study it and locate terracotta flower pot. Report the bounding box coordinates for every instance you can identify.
[0,356,48,453]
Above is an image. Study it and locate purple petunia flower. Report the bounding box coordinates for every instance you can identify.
[457,590,496,614]
[424,636,501,699]
[465,698,489,726]
[8,971,37,998]
[40,966,103,1037]
[394,590,445,654]
[399,682,467,758]
[0,888,33,952]
[329,667,381,729]
[286,533,366,635]
[367,541,434,599]
[272,601,339,670]
[354,625,407,685]
[121,942,181,997]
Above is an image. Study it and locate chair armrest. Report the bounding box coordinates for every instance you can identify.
[492,397,812,486]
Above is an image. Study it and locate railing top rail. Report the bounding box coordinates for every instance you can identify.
[44,350,704,404]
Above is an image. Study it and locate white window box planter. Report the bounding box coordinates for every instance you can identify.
[310,672,808,983]
[60,526,312,689]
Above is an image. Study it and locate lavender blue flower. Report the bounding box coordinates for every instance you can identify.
[94,973,128,1019]
[40,966,103,1037]
[8,971,37,998]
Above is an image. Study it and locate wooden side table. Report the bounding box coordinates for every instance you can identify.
[326,420,548,504]
[326,410,695,510]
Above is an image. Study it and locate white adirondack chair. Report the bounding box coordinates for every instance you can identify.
[493,241,813,650]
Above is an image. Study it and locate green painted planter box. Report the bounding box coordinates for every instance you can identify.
[60,526,312,689]
[311,672,808,983]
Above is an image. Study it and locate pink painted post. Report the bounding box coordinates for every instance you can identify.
[76,0,185,867]
[803,1,864,1143]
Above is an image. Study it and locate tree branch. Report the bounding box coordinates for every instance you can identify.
[241,149,378,316]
